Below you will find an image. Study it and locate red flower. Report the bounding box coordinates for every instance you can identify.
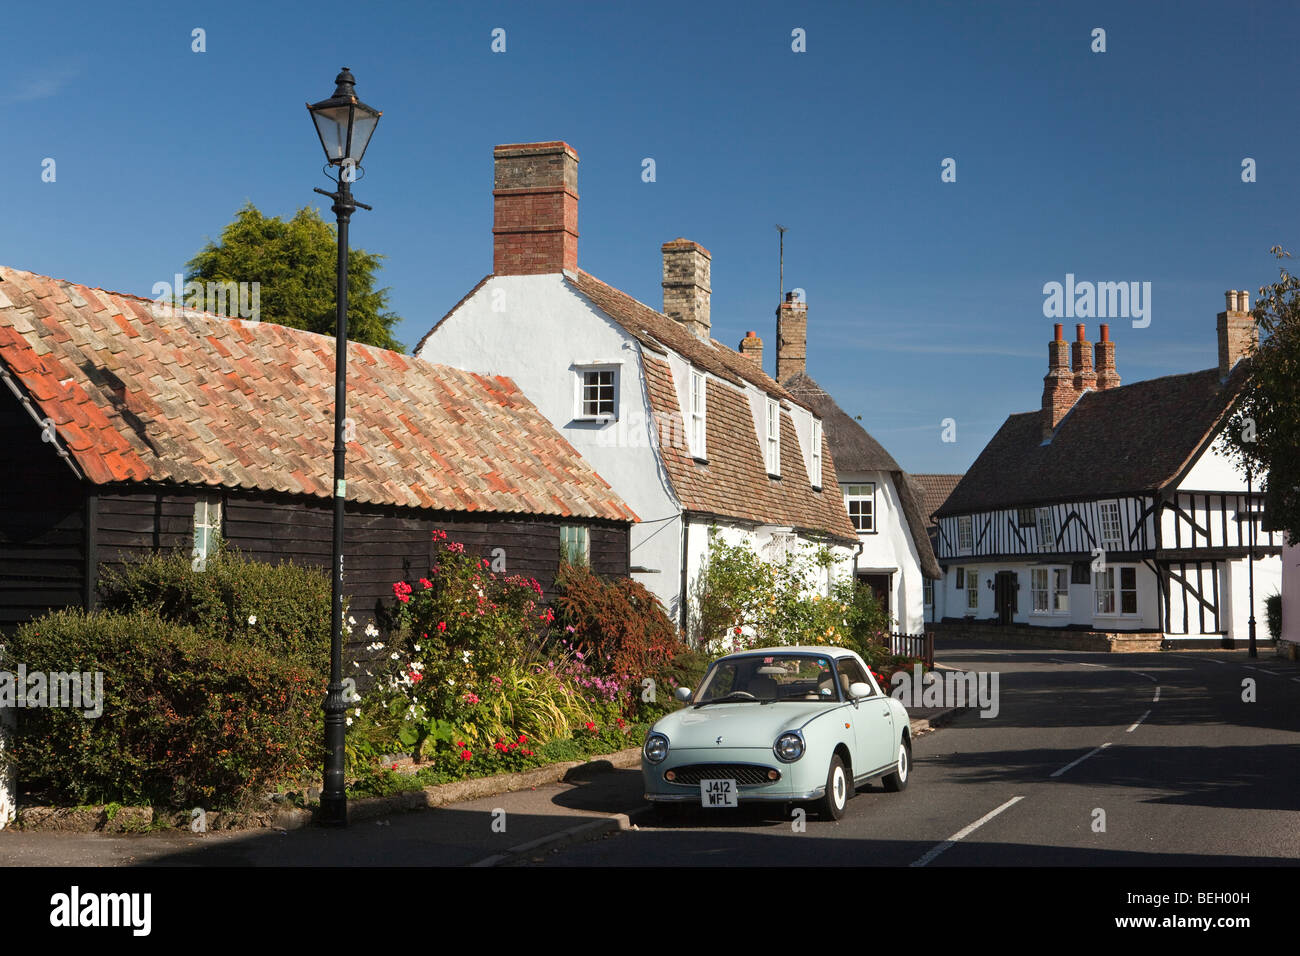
[517,734,527,744]
[419,578,432,589]
[584,721,596,732]
[456,741,466,748]
[734,626,742,635]
[437,621,447,632]
[460,748,472,761]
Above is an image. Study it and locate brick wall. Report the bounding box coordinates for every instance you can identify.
[492,142,579,276]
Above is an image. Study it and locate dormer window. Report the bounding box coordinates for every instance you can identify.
[690,369,707,459]
[765,399,780,476]
[810,419,823,488]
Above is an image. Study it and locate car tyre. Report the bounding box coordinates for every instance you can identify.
[882,737,911,792]
[817,754,850,821]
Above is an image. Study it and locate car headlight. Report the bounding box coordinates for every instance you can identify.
[774,731,804,763]
[644,733,670,764]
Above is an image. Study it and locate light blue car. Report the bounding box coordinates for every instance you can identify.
[643,646,912,820]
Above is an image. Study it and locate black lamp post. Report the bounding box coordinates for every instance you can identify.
[307,67,381,827]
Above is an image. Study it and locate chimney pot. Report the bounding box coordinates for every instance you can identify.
[1094,324,1120,390]
[739,331,764,369]
[1237,290,1250,312]
[1099,323,1110,342]
[1054,323,1064,341]
[1225,290,1237,312]
[1076,323,1087,341]
[492,141,580,276]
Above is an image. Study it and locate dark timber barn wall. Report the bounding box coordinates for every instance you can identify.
[1,398,631,645]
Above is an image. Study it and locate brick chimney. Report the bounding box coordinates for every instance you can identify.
[1071,323,1096,392]
[1217,290,1257,380]
[1094,323,1120,390]
[776,291,807,382]
[661,239,711,341]
[739,331,763,368]
[1042,323,1076,441]
[492,142,579,276]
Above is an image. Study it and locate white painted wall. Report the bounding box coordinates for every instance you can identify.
[1179,431,1250,491]
[0,708,13,830]
[841,470,927,633]
[1224,555,1282,643]
[416,274,685,617]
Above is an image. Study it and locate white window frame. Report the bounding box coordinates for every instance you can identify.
[810,419,823,488]
[765,399,781,476]
[923,578,933,608]
[689,369,707,459]
[965,567,979,610]
[1053,567,1070,613]
[574,364,618,421]
[193,495,222,566]
[1037,507,1056,552]
[957,515,973,554]
[1031,568,1050,613]
[844,483,876,533]
[1098,500,1123,549]
[560,525,590,565]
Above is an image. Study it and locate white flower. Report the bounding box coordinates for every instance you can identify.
[348,615,356,625]
[461,650,472,664]
[364,622,379,639]
[391,652,399,660]
[355,708,361,717]
[247,615,257,625]
[446,678,456,687]
[413,643,421,652]
[345,717,353,727]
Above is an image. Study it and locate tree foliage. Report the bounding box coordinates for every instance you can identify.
[185,202,404,351]
[1226,248,1300,544]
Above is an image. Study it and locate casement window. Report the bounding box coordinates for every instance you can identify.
[689,369,707,459]
[955,567,965,589]
[844,483,876,532]
[1036,507,1056,552]
[765,400,781,475]
[1031,568,1050,613]
[1053,568,1070,612]
[965,567,979,610]
[560,525,590,566]
[577,367,616,420]
[810,419,823,488]
[923,579,933,608]
[1017,507,1036,529]
[1096,566,1137,615]
[1098,500,1123,549]
[193,495,222,568]
[957,515,973,554]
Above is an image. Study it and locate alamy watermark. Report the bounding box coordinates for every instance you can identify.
[889,664,999,718]
[1042,274,1151,328]
[151,273,261,323]
[0,665,103,718]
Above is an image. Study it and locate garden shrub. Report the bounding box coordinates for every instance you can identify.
[551,561,684,681]
[97,540,332,672]
[1266,593,1281,642]
[4,608,324,809]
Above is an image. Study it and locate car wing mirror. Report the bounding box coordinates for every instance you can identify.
[674,686,693,703]
[849,681,874,699]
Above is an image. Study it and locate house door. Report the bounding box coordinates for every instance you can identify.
[994,571,1017,625]
[858,573,892,620]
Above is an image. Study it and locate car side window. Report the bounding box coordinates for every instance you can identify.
[836,658,873,697]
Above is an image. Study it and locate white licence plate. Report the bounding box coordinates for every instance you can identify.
[700,778,738,808]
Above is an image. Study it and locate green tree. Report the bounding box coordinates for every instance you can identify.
[1226,248,1300,544]
[185,202,404,351]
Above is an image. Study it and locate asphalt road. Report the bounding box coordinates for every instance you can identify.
[525,644,1300,866]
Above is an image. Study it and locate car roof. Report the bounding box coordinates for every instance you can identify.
[715,645,861,661]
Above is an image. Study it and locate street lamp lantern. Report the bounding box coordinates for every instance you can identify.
[307,67,382,168]
[308,67,379,829]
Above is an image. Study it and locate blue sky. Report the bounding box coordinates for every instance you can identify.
[4,0,1296,473]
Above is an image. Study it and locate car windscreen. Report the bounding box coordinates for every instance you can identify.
[695,654,840,704]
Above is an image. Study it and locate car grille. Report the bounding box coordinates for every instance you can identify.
[668,764,779,787]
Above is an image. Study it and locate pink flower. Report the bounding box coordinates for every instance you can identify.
[437,621,447,632]
[491,675,503,686]
[565,625,576,634]
[463,692,480,704]
[419,578,432,589]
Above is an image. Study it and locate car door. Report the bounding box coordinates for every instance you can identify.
[838,657,895,777]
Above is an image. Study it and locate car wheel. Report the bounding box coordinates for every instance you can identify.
[817,754,850,821]
[882,737,911,792]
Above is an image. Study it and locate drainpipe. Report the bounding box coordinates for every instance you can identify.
[679,519,690,642]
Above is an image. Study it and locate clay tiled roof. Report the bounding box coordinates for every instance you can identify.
[643,355,856,543]
[0,266,636,522]
[936,364,1251,517]
[570,270,803,406]
[910,474,964,526]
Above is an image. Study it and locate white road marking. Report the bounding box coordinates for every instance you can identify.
[1050,742,1113,778]
[1205,658,1225,664]
[1131,672,1157,682]
[1127,710,1151,733]
[1152,686,1161,702]
[1049,658,1107,668]
[909,796,1025,868]
[1243,665,1259,671]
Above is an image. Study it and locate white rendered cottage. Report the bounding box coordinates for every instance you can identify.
[416,142,859,640]
[933,296,1281,647]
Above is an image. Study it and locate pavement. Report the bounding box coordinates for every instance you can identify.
[0,707,958,867]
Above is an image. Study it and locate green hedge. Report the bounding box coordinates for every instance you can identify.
[1266,593,1281,642]
[97,541,331,671]
[3,609,324,810]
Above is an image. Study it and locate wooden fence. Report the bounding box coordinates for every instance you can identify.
[876,630,935,668]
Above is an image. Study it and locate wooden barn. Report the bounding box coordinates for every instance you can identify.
[0,265,637,641]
